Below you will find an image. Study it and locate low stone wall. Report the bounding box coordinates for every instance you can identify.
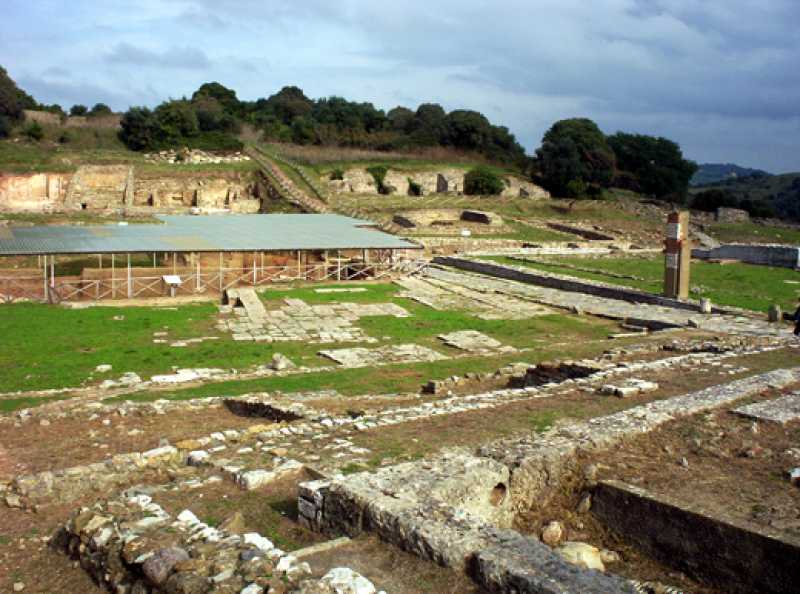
[693,244,800,269]
[432,256,731,314]
[715,207,750,223]
[480,367,800,512]
[546,222,615,241]
[593,480,800,594]
[299,451,633,593]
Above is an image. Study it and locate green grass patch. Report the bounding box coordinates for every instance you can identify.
[0,395,71,413]
[487,254,800,312]
[108,315,621,405]
[0,302,328,394]
[708,222,800,245]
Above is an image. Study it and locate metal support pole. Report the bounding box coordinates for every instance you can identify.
[153,253,156,268]
[337,250,341,281]
[196,255,201,291]
[98,254,102,270]
[50,255,55,288]
[297,250,301,279]
[219,252,223,293]
[127,253,132,298]
[253,252,257,284]
[43,255,47,300]
[172,252,177,275]
[111,254,115,299]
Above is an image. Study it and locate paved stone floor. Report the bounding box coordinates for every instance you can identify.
[422,264,790,338]
[396,275,552,320]
[218,298,410,344]
[318,344,448,366]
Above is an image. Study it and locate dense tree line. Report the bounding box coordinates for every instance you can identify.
[535,118,698,203]
[119,82,528,165]
[3,66,703,204]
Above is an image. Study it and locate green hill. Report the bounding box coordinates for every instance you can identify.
[690,171,800,220]
[691,163,769,186]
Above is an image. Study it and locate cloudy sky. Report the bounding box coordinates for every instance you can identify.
[2,0,799,172]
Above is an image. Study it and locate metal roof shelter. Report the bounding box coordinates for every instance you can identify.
[0,214,419,256]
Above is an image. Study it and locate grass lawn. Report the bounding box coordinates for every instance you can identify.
[0,282,618,401]
[486,255,800,312]
[707,222,800,245]
[0,302,328,394]
[108,324,625,405]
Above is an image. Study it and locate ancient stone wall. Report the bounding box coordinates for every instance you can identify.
[328,167,549,198]
[715,207,750,223]
[0,167,261,214]
[22,109,121,129]
[0,172,70,211]
[693,244,800,269]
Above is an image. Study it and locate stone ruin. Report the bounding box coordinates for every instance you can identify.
[0,164,262,214]
[392,208,504,231]
[328,167,549,198]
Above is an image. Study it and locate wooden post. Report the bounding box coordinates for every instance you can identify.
[111,254,115,299]
[172,252,177,275]
[253,252,257,285]
[98,254,102,269]
[336,250,341,281]
[196,255,201,291]
[297,250,302,279]
[43,255,47,300]
[153,253,156,268]
[50,255,55,288]
[664,211,691,299]
[127,253,132,298]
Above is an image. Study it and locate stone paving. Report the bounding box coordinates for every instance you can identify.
[318,343,447,366]
[218,298,410,344]
[396,274,551,320]
[437,330,517,354]
[734,392,800,424]
[422,264,792,338]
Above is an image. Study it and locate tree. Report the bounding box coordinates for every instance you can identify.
[464,166,505,195]
[536,118,616,197]
[153,100,199,145]
[70,104,88,116]
[265,86,313,124]
[409,103,446,145]
[0,65,34,123]
[119,107,159,150]
[387,106,415,133]
[192,82,241,117]
[608,132,697,201]
[89,103,113,117]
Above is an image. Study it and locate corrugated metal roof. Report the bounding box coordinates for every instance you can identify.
[0,214,420,255]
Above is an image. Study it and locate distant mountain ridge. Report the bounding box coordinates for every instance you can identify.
[691,163,770,186]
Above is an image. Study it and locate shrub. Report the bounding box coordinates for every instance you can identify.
[330,167,345,181]
[70,104,88,117]
[0,115,10,139]
[366,165,390,194]
[464,166,505,195]
[407,177,423,196]
[24,122,44,141]
[57,131,72,144]
[691,189,739,212]
[183,131,243,152]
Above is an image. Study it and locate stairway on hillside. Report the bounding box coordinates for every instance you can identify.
[246,146,408,235]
